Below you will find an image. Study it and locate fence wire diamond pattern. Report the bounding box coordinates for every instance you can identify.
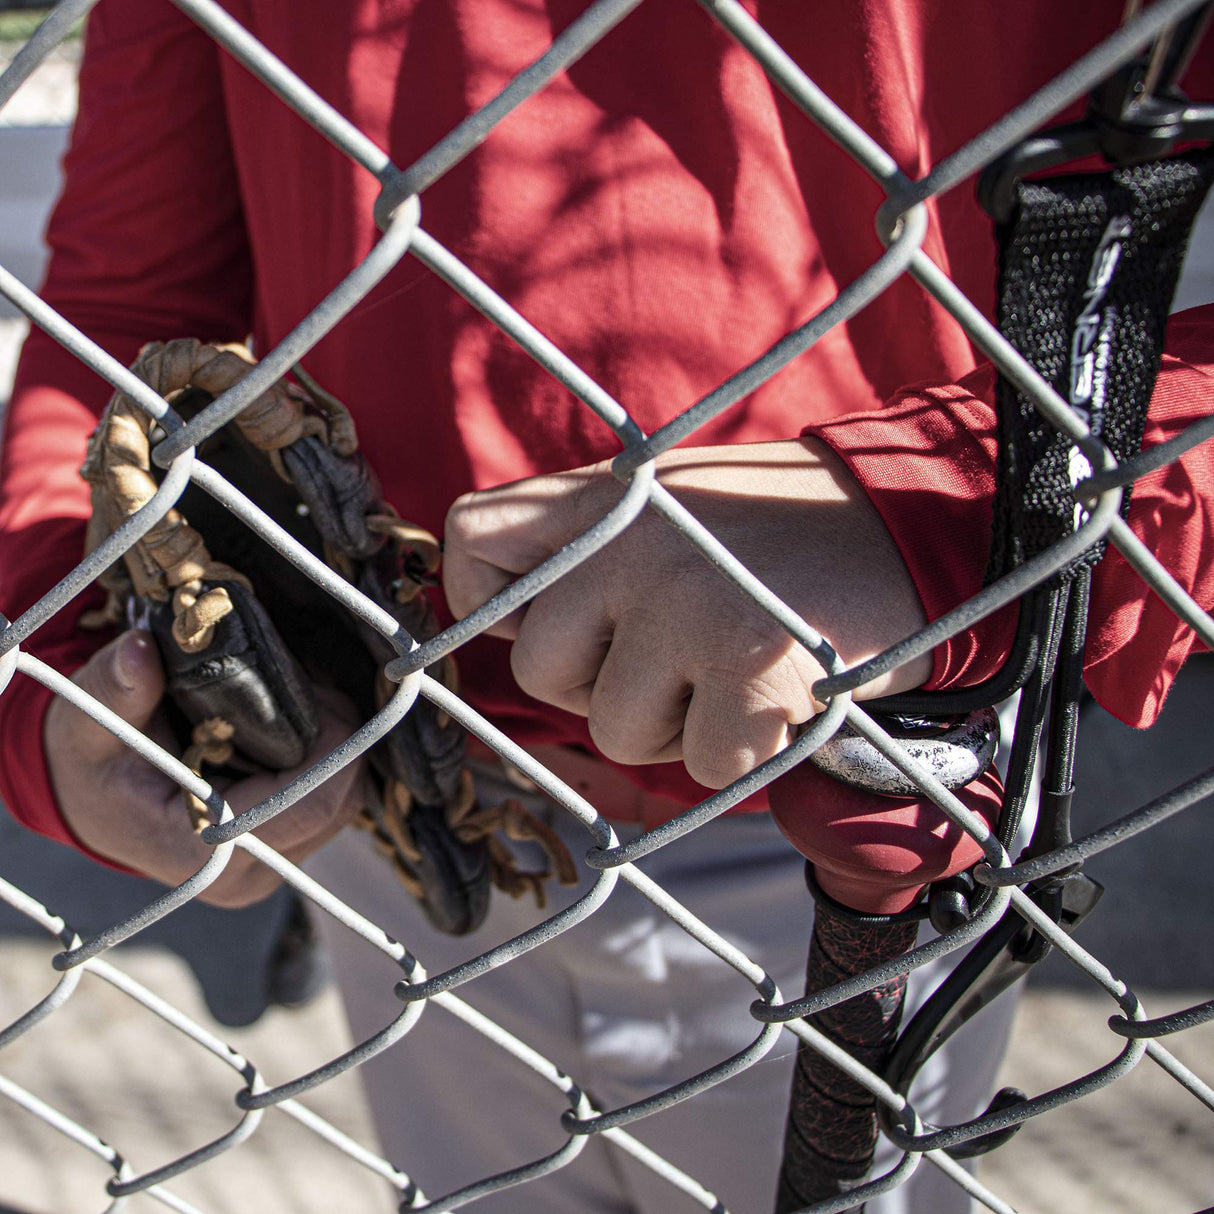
[0,1,1212,1211]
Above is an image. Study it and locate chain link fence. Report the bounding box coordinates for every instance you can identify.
[0,1,1212,1211]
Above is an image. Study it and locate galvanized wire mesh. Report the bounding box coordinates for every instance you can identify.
[0,1,1212,1212]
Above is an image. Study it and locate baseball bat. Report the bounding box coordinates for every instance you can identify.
[769,734,1003,1213]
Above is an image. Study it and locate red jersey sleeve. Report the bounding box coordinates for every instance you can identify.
[808,303,1214,730]
[0,0,252,850]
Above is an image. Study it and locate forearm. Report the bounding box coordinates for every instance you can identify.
[0,332,134,846]
[0,0,253,841]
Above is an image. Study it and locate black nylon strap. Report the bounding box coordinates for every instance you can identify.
[986,147,1214,584]
[856,148,1214,1168]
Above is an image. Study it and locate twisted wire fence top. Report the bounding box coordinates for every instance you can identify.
[0,2,1211,1213]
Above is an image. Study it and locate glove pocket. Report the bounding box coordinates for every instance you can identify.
[149,578,321,772]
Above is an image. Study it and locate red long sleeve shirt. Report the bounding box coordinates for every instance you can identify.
[2,0,1212,849]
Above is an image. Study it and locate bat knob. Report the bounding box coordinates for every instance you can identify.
[768,762,1004,914]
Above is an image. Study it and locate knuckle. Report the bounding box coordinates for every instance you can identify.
[508,631,554,702]
[586,693,681,767]
[683,686,794,790]
[687,731,781,789]
[585,715,643,765]
[684,746,747,790]
[442,492,479,548]
[566,461,624,532]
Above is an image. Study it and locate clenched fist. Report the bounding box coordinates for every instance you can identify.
[444,438,931,790]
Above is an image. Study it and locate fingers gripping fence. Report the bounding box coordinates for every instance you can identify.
[0,1,1212,1211]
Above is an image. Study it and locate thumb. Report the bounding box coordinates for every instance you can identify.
[58,630,166,764]
[442,467,607,634]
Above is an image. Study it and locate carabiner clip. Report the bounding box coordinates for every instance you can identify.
[979,1,1214,223]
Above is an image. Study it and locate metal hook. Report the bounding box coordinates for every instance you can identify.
[978,2,1214,223]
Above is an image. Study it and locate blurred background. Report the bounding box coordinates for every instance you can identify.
[0,8,1210,1212]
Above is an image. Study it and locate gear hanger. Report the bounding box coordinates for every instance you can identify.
[852,4,1214,1164]
[773,9,1214,1204]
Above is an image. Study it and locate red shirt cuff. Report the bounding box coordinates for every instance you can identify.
[804,365,1017,695]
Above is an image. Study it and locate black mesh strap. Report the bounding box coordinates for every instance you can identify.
[986,147,1214,584]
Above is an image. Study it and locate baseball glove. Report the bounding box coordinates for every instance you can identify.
[79,338,576,935]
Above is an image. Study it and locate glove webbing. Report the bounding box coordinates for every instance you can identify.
[986,147,1214,584]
